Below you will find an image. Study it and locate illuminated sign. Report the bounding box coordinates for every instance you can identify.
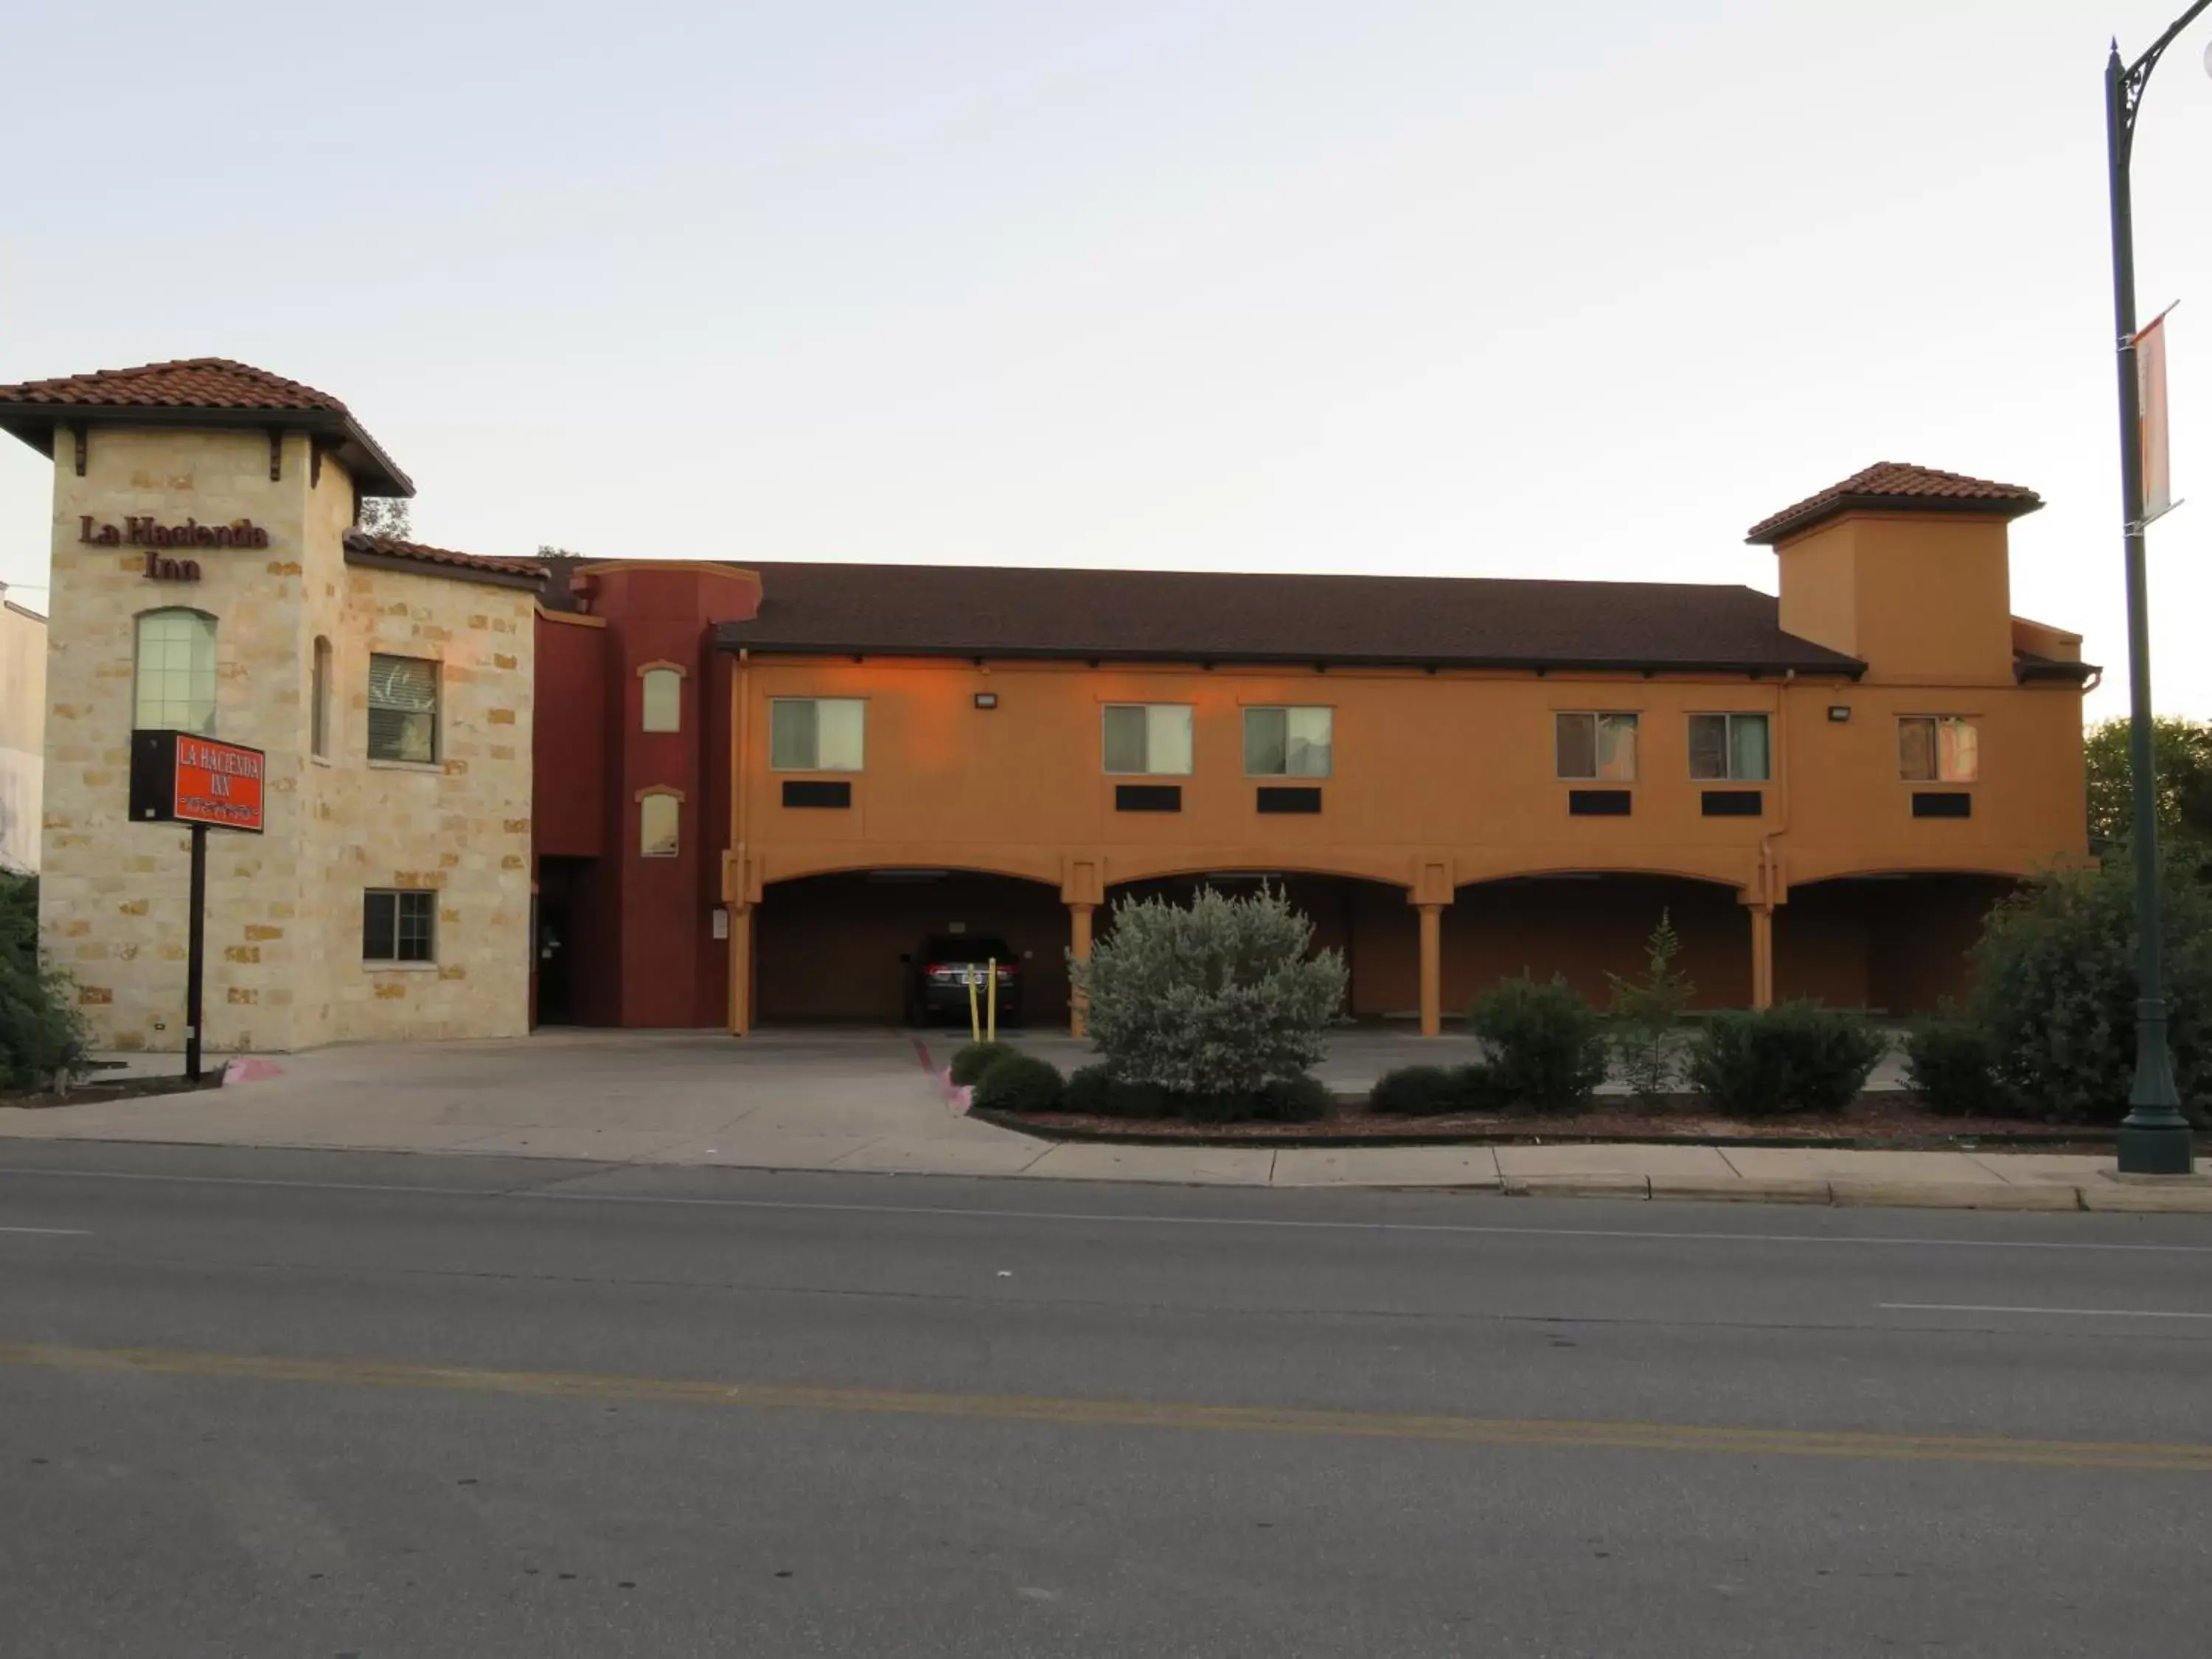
[128,730,266,834]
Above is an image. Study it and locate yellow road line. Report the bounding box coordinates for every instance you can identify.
[7,1341,2211,1473]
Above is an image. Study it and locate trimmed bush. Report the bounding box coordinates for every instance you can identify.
[1063,1063,1173,1119]
[1371,1065,1464,1116]
[1254,1074,1334,1124]
[948,1040,1016,1087]
[1904,1012,2003,1118]
[1471,975,1607,1113]
[1071,883,1347,1099]
[1687,1001,1885,1118]
[970,1051,1065,1113]
[1966,851,2212,1124]
[0,874,88,1093]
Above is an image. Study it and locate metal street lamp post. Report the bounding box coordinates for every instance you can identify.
[2103,3,2212,1175]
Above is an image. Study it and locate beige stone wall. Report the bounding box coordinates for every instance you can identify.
[0,591,44,872]
[36,425,532,1051]
[305,562,535,1043]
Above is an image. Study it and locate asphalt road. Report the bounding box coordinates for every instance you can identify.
[4,1141,2212,1658]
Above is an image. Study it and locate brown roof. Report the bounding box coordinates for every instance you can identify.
[343,530,546,591]
[667,560,1865,677]
[0,357,413,496]
[1746,462,2042,545]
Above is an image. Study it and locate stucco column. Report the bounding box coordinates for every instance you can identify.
[727,905,754,1037]
[1749,904,1775,1011]
[1068,902,1095,1038]
[1416,903,1444,1037]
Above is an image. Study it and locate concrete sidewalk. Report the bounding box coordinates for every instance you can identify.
[1,1029,2202,1211]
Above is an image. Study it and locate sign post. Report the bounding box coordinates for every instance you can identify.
[128,731,266,1082]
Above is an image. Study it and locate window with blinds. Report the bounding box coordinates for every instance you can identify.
[367,653,439,764]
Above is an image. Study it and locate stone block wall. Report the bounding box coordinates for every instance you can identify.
[36,425,532,1051]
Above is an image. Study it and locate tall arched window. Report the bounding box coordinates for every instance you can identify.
[311,636,333,759]
[134,609,218,734]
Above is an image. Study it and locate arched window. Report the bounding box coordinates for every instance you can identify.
[134,610,217,734]
[640,664,684,733]
[311,636,333,759]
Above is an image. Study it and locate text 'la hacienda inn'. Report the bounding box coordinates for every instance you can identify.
[0,358,2090,1051]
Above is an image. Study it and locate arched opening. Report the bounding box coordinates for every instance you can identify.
[1445,874,1751,1013]
[134,608,218,734]
[1102,871,1413,1020]
[753,868,1069,1027]
[1778,873,2017,1015]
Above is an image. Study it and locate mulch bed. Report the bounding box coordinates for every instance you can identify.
[979,1093,2129,1152]
[0,1074,224,1112]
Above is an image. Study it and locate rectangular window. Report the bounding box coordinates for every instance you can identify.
[362,889,436,963]
[639,793,679,857]
[1555,712,1638,781]
[366,654,439,764]
[1899,715,1978,782]
[1688,712,1770,781]
[1102,704,1194,775]
[770,698,865,771]
[1243,706,1333,777]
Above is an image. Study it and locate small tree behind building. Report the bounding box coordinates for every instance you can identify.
[1071,884,1346,1099]
[355,497,413,540]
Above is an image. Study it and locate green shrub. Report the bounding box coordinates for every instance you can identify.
[1063,1063,1173,1119]
[1966,851,2212,1124]
[948,1040,1016,1087]
[1688,1001,1885,1118]
[1070,883,1347,1097]
[1903,1012,2003,1118]
[0,874,89,1093]
[970,1051,1065,1113]
[1604,911,1696,1102]
[1471,975,1607,1113]
[1253,1074,1334,1124]
[1371,1065,1464,1116]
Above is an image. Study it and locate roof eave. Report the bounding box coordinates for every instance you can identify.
[2016,658,2098,685]
[342,548,543,591]
[0,400,413,498]
[1747,493,2045,547]
[709,632,1868,679]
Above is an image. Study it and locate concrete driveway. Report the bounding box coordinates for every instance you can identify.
[0,1030,1049,1178]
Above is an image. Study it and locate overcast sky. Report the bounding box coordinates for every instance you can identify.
[7,1,2211,720]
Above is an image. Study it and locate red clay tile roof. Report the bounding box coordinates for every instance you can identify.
[0,357,413,497]
[1746,463,2042,545]
[344,530,546,589]
[0,358,347,413]
[643,559,1865,677]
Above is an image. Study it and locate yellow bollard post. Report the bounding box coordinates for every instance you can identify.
[987,958,998,1044]
[967,970,980,1043]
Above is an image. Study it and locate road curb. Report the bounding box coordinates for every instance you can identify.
[2078,1182,2212,1213]
[1501,1173,1651,1198]
[1827,1180,2082,1211]
[1649,1176,1832,1205]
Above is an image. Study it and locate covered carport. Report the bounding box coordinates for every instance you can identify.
[1775,873,2016,1015]
[752,869,1071,1027]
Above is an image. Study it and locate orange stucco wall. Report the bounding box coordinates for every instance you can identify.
[723,657,2084,902]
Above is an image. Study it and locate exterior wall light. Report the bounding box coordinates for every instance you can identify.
[1826,705,1851,723]
[974,692,998,709]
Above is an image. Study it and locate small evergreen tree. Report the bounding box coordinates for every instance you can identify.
[1604,911,1696,1102]
[1071,884,1346,1099]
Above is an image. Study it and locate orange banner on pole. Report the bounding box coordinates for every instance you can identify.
[2137,307,2175,525]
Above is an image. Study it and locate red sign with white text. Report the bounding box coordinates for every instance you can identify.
[170,735,265,832]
